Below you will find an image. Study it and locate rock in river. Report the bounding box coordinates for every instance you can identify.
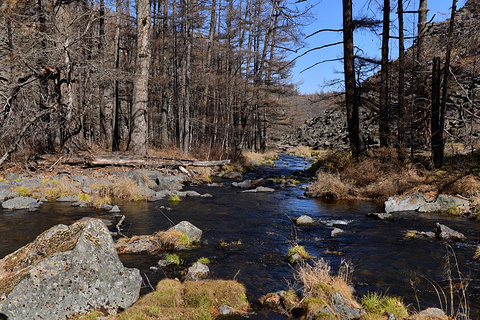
[295,215,315,225]
[435,223,466,241]
[170,221,202,242]
[0,218,142,319]
[384,193,426,213]
[2,196,39,210]
[186,262,210,281]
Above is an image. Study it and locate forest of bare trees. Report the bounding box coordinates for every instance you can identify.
[339,0,480,168]
[0,0,308,162]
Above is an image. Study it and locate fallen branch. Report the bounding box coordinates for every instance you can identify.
[63,155,230,168]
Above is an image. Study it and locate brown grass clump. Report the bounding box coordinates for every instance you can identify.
[295,259,358,319]
[307,148,426,201]
[308,172,353,199]
[288,145,313,157]
[96,179,145,201]
[109,279,249,320]
[242,150,278,167]
[154,229,190,250]
[40,180,78,200]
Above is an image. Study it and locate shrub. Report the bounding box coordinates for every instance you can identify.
[308,172,352,199]
[295,259,358,319]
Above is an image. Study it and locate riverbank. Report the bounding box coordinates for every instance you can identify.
[306,147,480,216]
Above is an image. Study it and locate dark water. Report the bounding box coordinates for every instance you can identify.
[1,154,480,317]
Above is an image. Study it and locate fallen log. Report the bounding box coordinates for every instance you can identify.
[62,155,230,168]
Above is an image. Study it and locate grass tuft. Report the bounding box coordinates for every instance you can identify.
[361,292,409,319]
[165,253,180,265]
[196,257,210,265]
[287,245,315,264]
[16,187,30,197]
[168,195,181,203]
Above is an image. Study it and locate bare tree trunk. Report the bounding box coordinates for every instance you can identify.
[413,0,428,155]
[343,0,361,157]
[431,57,441,168]
[379,0,390,147]
[112,0,122,151]
[437,0,457,168]
[397,0,406,160]
[129,0,151,155]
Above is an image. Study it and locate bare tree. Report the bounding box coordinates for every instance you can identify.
[129,0,151,155]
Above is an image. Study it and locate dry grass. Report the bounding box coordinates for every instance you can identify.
[39,180,78,200]
[96,179,145,201]
[308,172,353,199]
[442,174,480,197]
[242,150,278,167]
[295,259,358,319]
[154,229,190,250]
[308,149,426,201]
[109,279,249,320]
[288,145,313,157]
[296,259,356,304]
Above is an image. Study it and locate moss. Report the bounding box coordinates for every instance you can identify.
[78,193,90,202]
[303,297,328,317]
[404,231,417,239]
[196,257,210,265]
[287,245,315,263]
[0,176,8,183]
[168,195,181,203]
[282,289,300,311]
[16,187,30,197]
[447,205,460,215]
[166,253,180,265]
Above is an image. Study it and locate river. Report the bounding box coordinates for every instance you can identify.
[1,154,480,317]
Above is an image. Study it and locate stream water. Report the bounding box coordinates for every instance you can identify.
[1,154,480,317]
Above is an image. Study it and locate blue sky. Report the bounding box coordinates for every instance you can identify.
[291,0,468,94]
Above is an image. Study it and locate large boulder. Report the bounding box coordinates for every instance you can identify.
[419,194,470,213]
[170,221,202,242]
[384,193,426,213]
[2,196,39,210]
[0,219,142,319]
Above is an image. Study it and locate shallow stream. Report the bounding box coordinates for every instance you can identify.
[1,154,480,317]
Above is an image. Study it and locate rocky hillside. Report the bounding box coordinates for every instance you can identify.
[281,0,480,150]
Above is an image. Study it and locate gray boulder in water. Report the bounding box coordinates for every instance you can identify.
[170,221,202,242]
[435,223,466,241]
[384,193,426,213]
[2,196,39,210]
[0,218,142,319]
